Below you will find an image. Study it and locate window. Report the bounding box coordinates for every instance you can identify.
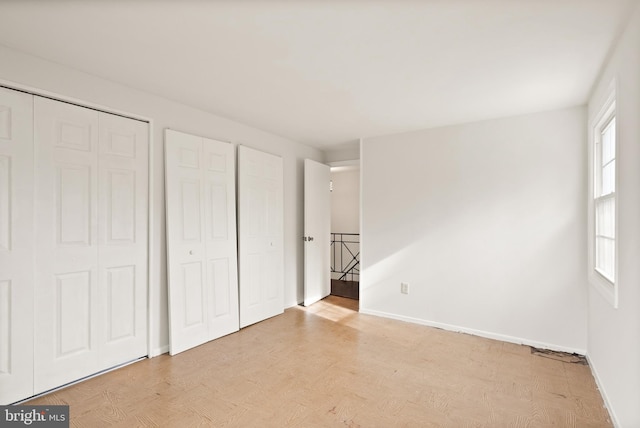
[594,115,616,282]
[590,84,617,306]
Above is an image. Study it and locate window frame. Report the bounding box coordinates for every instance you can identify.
[588,81,618,308]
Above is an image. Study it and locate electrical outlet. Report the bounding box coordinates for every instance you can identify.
[401,282,409,294]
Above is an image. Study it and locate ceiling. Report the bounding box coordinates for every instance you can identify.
[0,1,636,150]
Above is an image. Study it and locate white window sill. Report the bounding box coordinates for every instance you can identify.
[590,270,618,308]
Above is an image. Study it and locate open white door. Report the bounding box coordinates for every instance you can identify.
[165,130,239,355]
[238,146,284,328]
[303,159,331,306]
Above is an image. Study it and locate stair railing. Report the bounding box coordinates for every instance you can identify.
[330,233,360,282]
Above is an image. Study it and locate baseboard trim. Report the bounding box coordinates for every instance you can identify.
[586,354,619,427]
[359,308,587,355]
[150,345,169,357]
[17,357,146,405]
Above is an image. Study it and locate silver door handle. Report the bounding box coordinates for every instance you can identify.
[303,236,314,242]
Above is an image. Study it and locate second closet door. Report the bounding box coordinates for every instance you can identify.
[238,146,284,328]
[34,97,148,394]
[165,129,239,355]
[97,112,148,369]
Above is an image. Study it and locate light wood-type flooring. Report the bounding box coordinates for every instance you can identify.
[27,296,611,427]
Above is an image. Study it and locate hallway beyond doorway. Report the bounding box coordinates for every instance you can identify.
[331,279,359,301]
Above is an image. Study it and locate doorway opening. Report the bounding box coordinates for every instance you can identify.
[329,163,360,302]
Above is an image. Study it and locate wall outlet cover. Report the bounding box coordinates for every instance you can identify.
[401,282,409,294]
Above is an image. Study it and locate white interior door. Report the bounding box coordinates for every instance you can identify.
[34,97,100,393]
[98,112,148,368]
[0,87,34,404]
[238,145,284,328]
[303,159,331,306]
[165,130,239,355]
[202,137,240,340]
[34,97,149,394]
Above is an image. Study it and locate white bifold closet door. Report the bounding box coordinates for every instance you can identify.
[165,129,239,355]
[0,87,34,405]
[238,146,284,328]
[33,97,148,394]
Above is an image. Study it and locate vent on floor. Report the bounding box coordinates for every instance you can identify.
[530,347,587,365]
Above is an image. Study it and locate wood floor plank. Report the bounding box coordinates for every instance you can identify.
[25,296,611,427]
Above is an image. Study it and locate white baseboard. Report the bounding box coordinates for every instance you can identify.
[149,345,169,357]
[586,354,619,427]
[18,357,146,405]
[359,308,587,355]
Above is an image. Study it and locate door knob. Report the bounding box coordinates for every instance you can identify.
[303,236,314,242]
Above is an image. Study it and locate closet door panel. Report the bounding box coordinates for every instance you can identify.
[98,113,148,368]
[165,130,209,355]
[165,130,239,356]
[202,137,239,339]
[34,97,100,394]
[0,87,34,405]
[238,146,284,328]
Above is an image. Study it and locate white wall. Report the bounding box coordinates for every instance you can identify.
[361,106,587,353]
[586,5,640,426]
[331,169,360,234]
[325,144,360,163]
[0,45,323,356]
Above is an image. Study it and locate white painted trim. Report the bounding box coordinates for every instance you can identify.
[586,354,619,427]
[592,274,616,307]
[146,120,155,359]
[0,78,152,123]
[150,345,169,358]
[358,138,364,311]
[17,357,147,405]
[589,79,617,128]
[359,308,587,355]
[587,78,618,308]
